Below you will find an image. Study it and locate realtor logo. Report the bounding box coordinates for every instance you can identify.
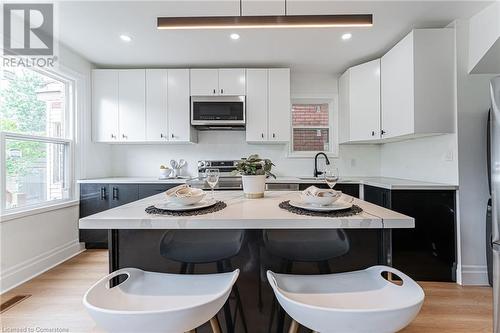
[3,3,54,56]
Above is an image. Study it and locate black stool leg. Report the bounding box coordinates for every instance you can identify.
[317,260,331,274]
[186,262,195,274]
[217,261,234,333]
[179,262,187,274]
[224,260,248,333]
[276,260,293,333]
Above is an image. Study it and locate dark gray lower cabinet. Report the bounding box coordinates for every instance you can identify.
[79,183,183,248]
[109,184,139,208]
[364,185,456,282]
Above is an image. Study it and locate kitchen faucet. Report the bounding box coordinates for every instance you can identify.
[314,152,330,178]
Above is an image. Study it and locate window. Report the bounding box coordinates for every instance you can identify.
[290,97,337,156]
[1,67,73,213]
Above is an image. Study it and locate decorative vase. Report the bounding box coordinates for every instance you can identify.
[241,175,266,198]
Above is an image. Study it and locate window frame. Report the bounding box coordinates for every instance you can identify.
[0,67,75,216]
[288,95,339,158]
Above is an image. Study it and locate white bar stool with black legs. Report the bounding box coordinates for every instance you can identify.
[83,267,239,333]
[267,265,425,333]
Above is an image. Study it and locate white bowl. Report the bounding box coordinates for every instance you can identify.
[301,191,342,206]
[167,189,206,205]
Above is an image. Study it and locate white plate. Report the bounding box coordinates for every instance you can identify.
[289,200,353,212]
[154,199,217,211]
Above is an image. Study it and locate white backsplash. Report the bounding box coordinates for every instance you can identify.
[110,131,381,178]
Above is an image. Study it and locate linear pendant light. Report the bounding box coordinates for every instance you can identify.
[157,14,373,30]
[157,0,372,30]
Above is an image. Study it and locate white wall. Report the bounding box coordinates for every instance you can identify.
[0,44,111,294]
[380,134,458,184]
[455,19,495,285]
[109,72,381,178]
[0,205,82,293]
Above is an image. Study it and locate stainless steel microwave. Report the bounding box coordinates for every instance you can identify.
[191,96,245,129]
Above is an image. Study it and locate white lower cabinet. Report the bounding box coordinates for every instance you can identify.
[246,68,290,143]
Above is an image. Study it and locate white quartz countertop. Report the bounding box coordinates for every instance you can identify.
[77,176,457,190]
[79,191,414,230]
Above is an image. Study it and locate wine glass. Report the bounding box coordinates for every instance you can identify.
[324,165,339,189]
[205,169,220,200]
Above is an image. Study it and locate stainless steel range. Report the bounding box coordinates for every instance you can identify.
[188,160,243,190]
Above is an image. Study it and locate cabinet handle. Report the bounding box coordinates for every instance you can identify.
[381,130,386,136]
[371,131,375,136]
[160,133,164,138]
[261,133,264,139]
[100,187,106,200]
[110,134,116,139]
[112,187,118,200]
[171,133,174,139]
[272,133,276,138]
[221,89,224,94]
[213,89,216,94]
[122,134,127,139]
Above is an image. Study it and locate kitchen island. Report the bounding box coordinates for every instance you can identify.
[79,191,414,333]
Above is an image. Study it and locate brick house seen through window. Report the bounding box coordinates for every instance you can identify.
[292,102,331,153]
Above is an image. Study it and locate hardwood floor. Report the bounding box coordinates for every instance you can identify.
[0,250,493,333]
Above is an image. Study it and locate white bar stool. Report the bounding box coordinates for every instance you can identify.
[267,265,424,333]
[83,267,239,333]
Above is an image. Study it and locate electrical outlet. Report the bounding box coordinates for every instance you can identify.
[444,151,453,161]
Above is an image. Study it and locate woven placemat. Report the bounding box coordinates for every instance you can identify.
[279,200,362,217]
[145,201,227,216]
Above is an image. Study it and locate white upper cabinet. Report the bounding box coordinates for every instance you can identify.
[339,59,381,143]
[118,70,146,142]
[94,69,195,143]
[381,29,455,139]
[246,68,290,143]
[190,69,219,96]
[92,70,119,142]
[168,69,195,142]
[246,69,269,142]
[339,29,454,144]
[190,68,246,96]
[268,68,290,142]
[146,69,168,141]
[218,69,246,95]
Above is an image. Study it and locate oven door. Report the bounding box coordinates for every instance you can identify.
[191,96,245,126]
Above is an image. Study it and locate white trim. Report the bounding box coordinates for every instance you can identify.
[460,265,489,286]
[0,67,77,214]
[0,199,79,222]
[0,240,85,294]
[1,131,72,144]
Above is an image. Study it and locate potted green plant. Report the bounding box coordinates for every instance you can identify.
[234,154,276,198]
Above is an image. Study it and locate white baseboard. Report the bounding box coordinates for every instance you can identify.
[0,240,85,294]
[460,265,490,286]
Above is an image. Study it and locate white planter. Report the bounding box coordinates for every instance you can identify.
[241,175,266,198]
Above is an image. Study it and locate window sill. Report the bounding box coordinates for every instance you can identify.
[0,199,79,223]
[287,152,339,159]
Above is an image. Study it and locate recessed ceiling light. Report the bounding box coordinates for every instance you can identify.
[342,33,352,41]
[120,34,132,42]
[230,33,240,40]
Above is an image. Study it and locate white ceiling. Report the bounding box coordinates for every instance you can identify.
[58,1,493,74]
